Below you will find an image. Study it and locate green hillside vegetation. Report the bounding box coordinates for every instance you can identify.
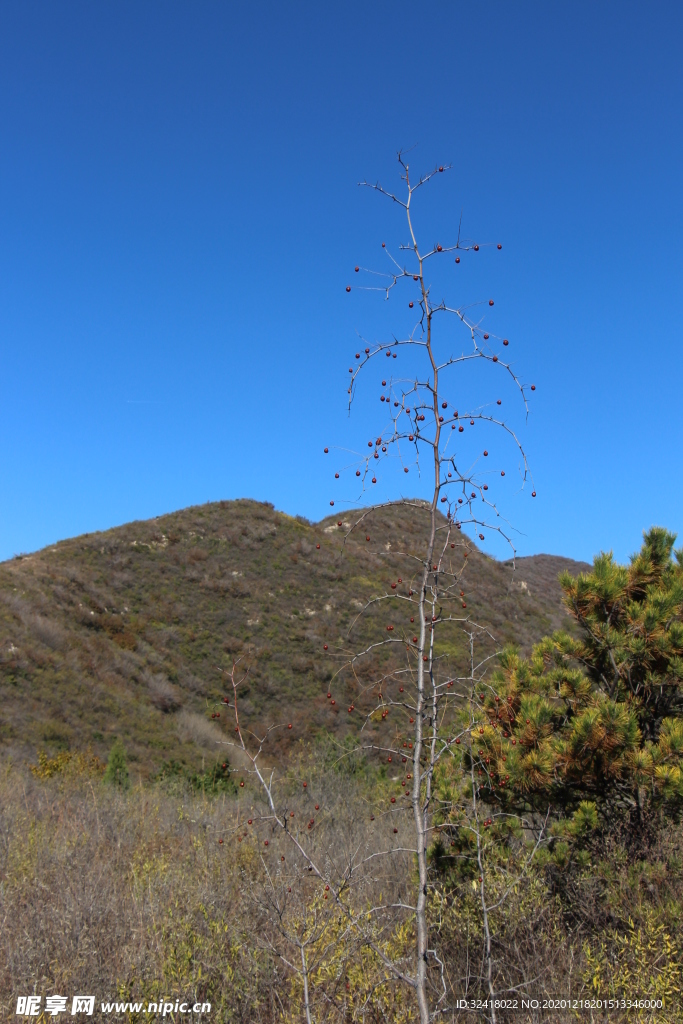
[0,498,588,777]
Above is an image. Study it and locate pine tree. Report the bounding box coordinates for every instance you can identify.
[104,738,130,789]
[472,528,683,819]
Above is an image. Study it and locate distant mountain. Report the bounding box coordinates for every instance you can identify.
[0,499,591,775]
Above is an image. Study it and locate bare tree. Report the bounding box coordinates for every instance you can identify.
[322,152,547,1023]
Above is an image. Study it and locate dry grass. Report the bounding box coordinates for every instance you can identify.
[1,758,680,1024]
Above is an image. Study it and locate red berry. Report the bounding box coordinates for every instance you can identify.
[324,447,328,453]
[316,543,320,548]
[264,840,268,846]
[455,256,460,263]
[497,399,501,405]
[346,286,351,292]
[479,534,484,540]
[382,242,385,247]
[338,521,342,526]
[335,472,339,478]
[409,301,414,308]
[288,723,292,729]
[439,166,444,172]
[483,333,489,340]
[410,617,414,622]
[355,266,359,272]
[323,644,328,650]
[489,299,494,306]
[372,477,377,483]
[531,385,536,391]
[365,347,369,353]
[492,355,498,362]
[474,244,479,251]
[531,491,536,497]
[329,500,334,506]
[366,535,370,541]
[240,780,244,787]
[437,245,442,252]
[497,244,502,250]
[404,467,408,473]
[219,838,223,844]
[483,450,488,456]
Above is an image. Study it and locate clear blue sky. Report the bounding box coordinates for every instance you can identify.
[1,2,681,565]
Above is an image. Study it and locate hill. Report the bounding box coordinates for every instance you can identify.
[0,499,590,777]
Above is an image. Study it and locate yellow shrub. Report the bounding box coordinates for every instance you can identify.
[283,897,417,1023]
[583,907,681,1023]
[30,748,104,779]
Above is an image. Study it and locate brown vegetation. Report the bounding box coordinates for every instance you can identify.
[1,757,680,1022]
[0,499,587,777]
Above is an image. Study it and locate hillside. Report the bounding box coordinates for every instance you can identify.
[0,499,590,776]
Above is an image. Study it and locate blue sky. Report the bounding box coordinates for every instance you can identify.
[1,1,681,565]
